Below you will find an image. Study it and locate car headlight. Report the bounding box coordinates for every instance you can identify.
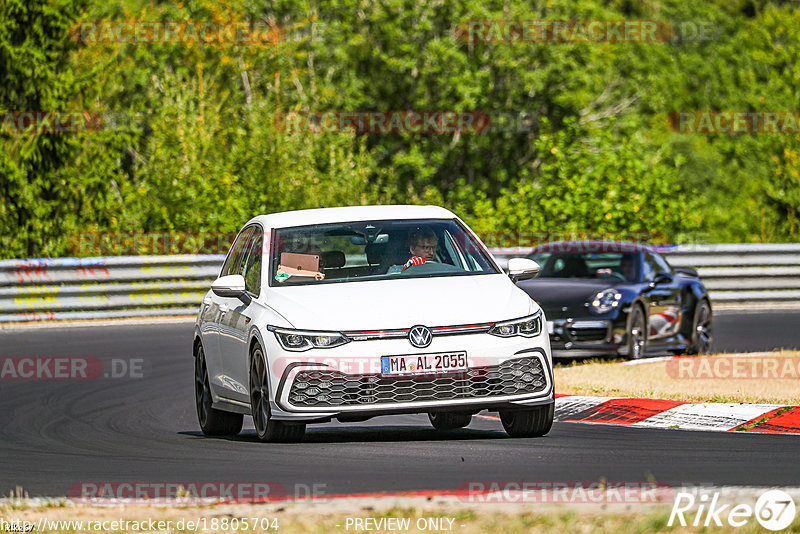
[267,326,350,352]
[590,289,622,314]
[488,312,542,338]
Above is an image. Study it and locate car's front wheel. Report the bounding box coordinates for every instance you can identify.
[687,299,713,355]
[249,345,305,443]
[499,403,554,438]
[195,343,243,436]
[428,411,472,430]
[625,305,647,360]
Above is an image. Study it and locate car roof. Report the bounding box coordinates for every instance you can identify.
[245,205,457,229]
[532,240,656,254]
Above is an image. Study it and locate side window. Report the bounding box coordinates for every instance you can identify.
[651,252,672,275]
[220,227,255,278]
[241,229,263,296]
[530,253,551,275]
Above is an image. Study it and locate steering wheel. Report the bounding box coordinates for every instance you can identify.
[399,261,466,276]
[399,259,435,274]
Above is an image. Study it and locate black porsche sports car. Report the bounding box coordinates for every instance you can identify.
[515,241,713,359]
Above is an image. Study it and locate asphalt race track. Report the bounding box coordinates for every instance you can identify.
[1,311,799,497]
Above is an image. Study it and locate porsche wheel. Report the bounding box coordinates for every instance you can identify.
[626,305,647,360]
[687,299,713,355]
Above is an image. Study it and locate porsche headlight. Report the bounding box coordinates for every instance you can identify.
[488,312,542,338]
[268,326,350,352]
[590,289,622,314]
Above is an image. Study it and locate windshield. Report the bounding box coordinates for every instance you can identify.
[269,218,499,286]
[530,252,640,282]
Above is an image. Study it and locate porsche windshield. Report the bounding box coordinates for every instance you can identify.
[531,252,640,282]
[269,219,499,286]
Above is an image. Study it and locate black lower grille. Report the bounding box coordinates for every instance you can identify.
[568,328,607,342]
[287,356,548,407]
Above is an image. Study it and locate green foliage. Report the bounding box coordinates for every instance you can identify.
[2,0,800,258]
[453,118,699,245]
[0,0,93,257]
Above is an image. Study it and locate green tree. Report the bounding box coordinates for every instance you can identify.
[0,0,92,257]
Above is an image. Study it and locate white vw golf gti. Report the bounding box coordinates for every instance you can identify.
[194,206,554,441]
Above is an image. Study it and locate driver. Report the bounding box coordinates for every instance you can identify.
[408,227,438,262]
[388,227,438,274]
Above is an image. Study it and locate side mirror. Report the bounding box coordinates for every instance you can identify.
[508,258,540,283]
[649,272,673,288]
[211,274,252,305]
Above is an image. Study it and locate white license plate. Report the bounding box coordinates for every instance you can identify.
[547,321,554,334]
[381,352,468,376]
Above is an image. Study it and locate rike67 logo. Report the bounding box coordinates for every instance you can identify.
[669,489,796,531]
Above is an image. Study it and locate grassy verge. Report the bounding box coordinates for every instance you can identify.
[554,350,800,404]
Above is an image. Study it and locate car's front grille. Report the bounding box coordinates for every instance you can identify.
[287,356,548,407]
[567,327,608,342]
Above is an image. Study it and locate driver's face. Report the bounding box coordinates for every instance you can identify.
[410,238,438,261]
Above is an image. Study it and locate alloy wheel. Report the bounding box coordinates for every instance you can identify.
[250,347,270,437]
[195,346,211,427]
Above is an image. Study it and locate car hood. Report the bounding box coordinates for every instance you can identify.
[516,278,625,318]
[266,274,535,330]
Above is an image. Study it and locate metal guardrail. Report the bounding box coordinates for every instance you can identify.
[491,243,800,304]
[0,255,224,322]
[1,244,799,322]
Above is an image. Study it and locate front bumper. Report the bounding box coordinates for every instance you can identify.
[547,316,628,357]
[264,330,554,422]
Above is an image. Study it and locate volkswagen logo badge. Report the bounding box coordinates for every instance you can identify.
[408,325,432,348]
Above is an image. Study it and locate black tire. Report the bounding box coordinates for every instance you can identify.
[686,299,713,355]
[428,411,472,430]
[250,345,305,443]
[195,343,243,436]
[625,304,647,360]
[499,403,554,438]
